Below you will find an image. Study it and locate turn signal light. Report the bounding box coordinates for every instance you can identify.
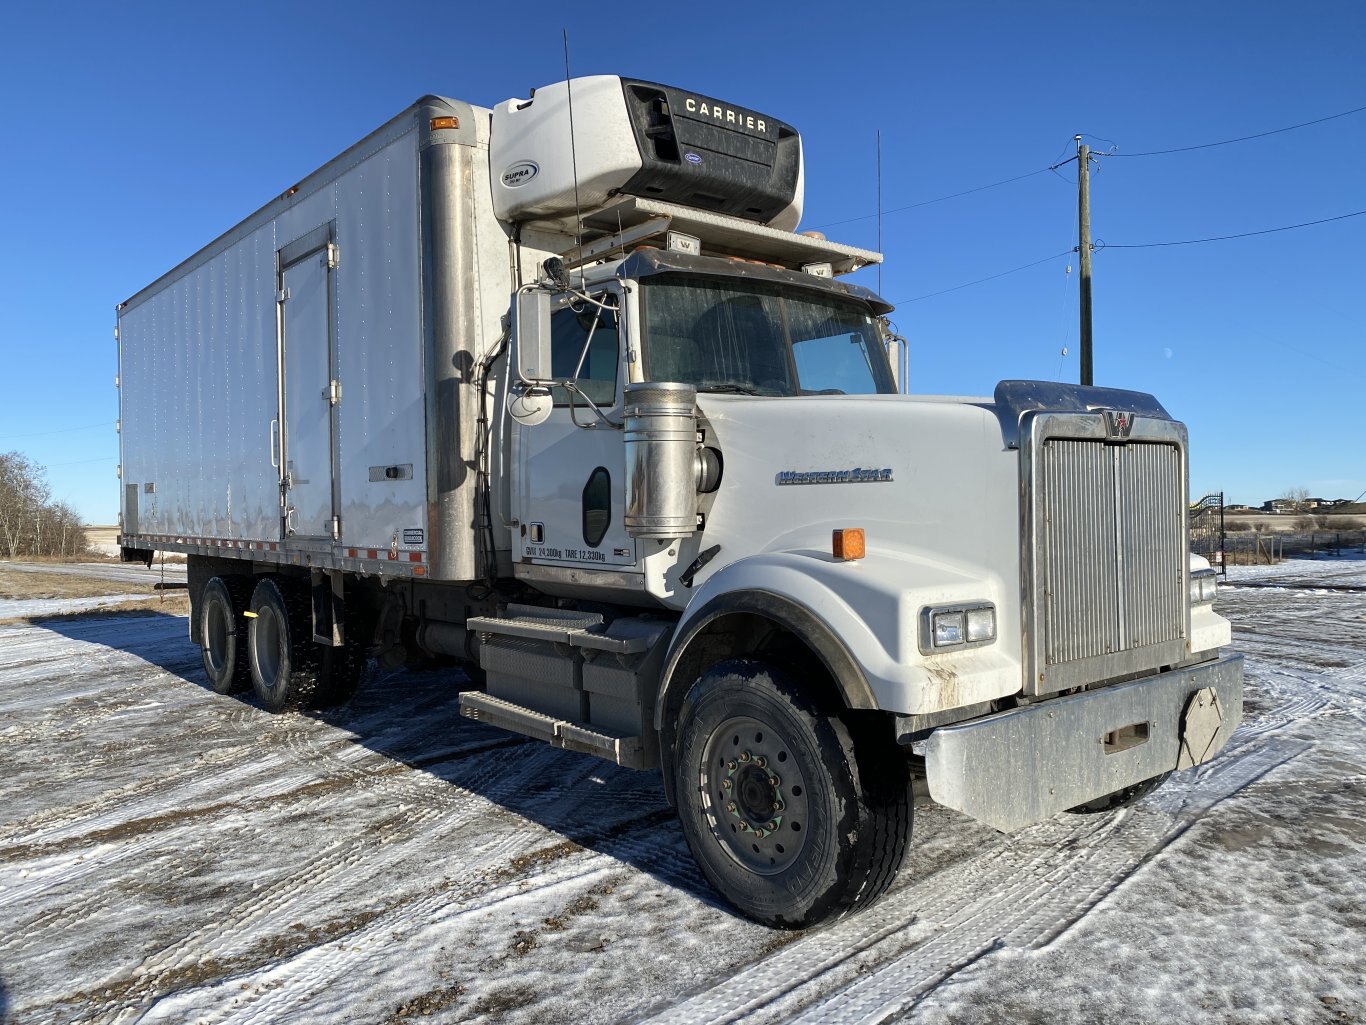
[833,528,865,561]
[430,116,460,131]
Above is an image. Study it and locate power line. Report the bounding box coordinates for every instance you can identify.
[895,250,1073,304]
[811,166,1056,231]
[887,205,1362,304]
[1102,102,1366,158]
[1102,208,1366,249]
[46,456,115,468]
[0,421,113,441]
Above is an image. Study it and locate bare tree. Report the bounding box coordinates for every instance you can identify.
[1282,487,1312,514]
[0,452,88,559]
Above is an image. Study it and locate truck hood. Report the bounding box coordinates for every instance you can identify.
[693,392,1021,583]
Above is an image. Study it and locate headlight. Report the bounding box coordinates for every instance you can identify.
[920,603,996,654]
[1189,568,1217,605]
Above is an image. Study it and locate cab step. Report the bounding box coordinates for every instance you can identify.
[465,603,659,653]
[459,691,649,769]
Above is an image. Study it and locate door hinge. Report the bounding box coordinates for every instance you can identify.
[326,379,343,406]
[277,287,290,303]
[327,242,340,269]
[330,515,342,541]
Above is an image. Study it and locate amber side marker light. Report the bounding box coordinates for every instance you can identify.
[430,116,460,131]
[833,528,865,561]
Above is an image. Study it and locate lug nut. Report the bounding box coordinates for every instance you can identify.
[754,756,767,768]
[738,751,751,763]
[720,779,732,790]
[726,801,737,813]
[768,775,780,787]
[727,760,737,771]
[753,828,767,838]
[738,820,749,831]
[766,819,779,831]
[772,801,783,811]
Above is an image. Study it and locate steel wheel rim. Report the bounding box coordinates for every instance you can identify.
[204,598,230,675]
[252,606,284,691]
[699,714,810,876]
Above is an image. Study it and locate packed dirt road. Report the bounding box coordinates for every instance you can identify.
[0,559,1363,1024]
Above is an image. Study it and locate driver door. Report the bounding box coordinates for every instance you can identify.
[513,288,638,571]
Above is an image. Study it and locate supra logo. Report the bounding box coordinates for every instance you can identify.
[501,161,539,188]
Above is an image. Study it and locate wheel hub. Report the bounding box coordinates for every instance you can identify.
[700,715,809,875]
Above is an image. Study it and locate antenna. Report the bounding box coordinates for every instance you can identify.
[876,129,883,295]
[562,29,584,267]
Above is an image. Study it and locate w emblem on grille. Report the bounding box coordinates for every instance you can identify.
[1103,409,1136,440]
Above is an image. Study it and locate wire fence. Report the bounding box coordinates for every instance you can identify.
[1193,530,1366,568]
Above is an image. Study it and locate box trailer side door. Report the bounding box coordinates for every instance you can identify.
[279,232,338,539]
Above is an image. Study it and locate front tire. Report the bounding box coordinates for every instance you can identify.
[247,577,323,712]
[673,658,912,928]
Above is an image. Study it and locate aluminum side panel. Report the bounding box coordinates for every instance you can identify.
[334,128,428,550]
[119,128,432,554]
[118,223,280,540]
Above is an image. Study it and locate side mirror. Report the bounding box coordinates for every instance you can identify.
[515,289,553,384]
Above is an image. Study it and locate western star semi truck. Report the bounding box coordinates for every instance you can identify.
[116,75,1243,927]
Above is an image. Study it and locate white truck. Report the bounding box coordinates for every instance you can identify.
[117,75,1242,927]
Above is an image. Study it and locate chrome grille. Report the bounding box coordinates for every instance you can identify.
[1037,437,1185,683]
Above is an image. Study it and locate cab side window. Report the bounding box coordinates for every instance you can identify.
[550,300,619,407]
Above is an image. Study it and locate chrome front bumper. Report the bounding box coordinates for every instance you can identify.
[924,653,1244,831]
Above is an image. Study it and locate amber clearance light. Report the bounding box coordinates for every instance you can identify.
[832,528,865,561]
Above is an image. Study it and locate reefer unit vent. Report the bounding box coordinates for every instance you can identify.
[490,76,803,230]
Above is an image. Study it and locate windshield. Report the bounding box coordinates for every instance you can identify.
[640,275,896,396]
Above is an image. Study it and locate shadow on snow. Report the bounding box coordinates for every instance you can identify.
[35,611,725,915]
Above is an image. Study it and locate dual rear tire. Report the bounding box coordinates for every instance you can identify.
[199,574,366,712]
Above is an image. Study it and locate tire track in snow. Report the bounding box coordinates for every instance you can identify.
[144,805,698,1025]
[51,743,674,1025]
[641,733,1305,1025]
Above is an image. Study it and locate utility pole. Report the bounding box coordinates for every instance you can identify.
[1076,135,1094,386]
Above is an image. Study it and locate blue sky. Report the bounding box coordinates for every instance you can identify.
[0,1,1361,522]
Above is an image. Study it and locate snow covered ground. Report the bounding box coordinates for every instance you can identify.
[0,594,152,620]
[0,558,1362,1024]
[0,561,186,588]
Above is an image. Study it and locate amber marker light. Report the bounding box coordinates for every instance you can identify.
[833,528,865,561]
[430,116,460,130]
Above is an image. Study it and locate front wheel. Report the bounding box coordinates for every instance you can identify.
[673,658,912,928]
